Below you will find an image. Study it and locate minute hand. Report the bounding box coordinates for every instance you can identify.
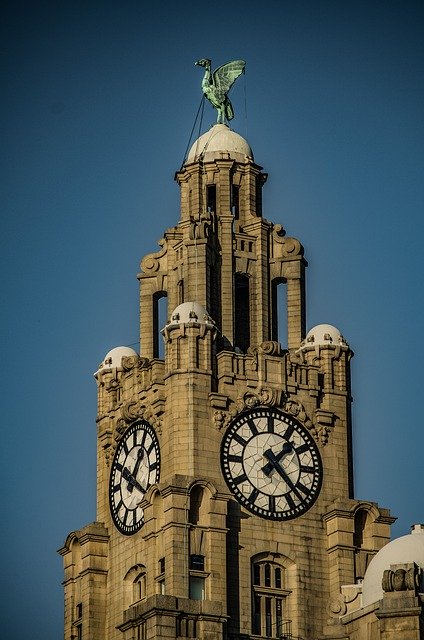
[263,449,302,500]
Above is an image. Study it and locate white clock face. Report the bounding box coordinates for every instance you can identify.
[221,408,322,520]
[109,421,160,535]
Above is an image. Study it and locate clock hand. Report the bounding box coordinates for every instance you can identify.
[122,466,146,494]
[127,448,145,493]
[263,449,303,500]
[261,441,293,476]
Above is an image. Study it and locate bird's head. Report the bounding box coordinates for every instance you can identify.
[195,58,211,69]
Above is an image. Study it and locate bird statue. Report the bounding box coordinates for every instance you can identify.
[195,58,246,124]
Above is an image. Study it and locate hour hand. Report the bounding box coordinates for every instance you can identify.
[127,448,145,493]
[261,442,293,476]
[122,467,145,494]
[262,449,300,498]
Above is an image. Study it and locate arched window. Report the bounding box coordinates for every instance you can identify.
[234,273,250,352]
[353,508,373,581]
[271,278,287,347]
[134,571,147,602]
[251,560,290,638]
[124,564,147,607]
[153,291,167,359]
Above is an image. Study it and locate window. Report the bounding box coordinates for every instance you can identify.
[271,279,287,347]
[189,576,205,601]
[234,274,250,352]
[153,292,167,359]
[232,184,240,219]
[134,572,146,601]
[75,603,82,619]
[159,557,165,574]
[251,561,290,638]
[190,554,205,571]
[206,185,216,212]
[156,557,166,594]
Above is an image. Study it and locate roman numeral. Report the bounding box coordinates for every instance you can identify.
[122,441,129,456]
[268,495,276,512]
[267,415,274,433]
[115,462,123,472]
[113,484,120,493]
[149,462,158,471]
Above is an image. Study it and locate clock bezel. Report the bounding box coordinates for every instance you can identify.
[109,419,160,536]
[220,407,323,521]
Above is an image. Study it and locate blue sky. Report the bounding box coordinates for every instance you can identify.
[2,2,423,638]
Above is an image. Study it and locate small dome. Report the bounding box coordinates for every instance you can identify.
[96,346,138,374]
[362,524,424,606]
[163,302,215,330]
[186,124,253,163]
[301,324,347,348]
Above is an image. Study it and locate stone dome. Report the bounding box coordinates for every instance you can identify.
[186,124,253,163]
[300,324,347,349]
[163,302,215,331]
[362,524,424,606]
[95,346,138,374]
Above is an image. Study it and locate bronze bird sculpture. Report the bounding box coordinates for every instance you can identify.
[195,58,246,123]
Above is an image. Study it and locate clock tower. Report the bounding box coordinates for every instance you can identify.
[59,123,404,640]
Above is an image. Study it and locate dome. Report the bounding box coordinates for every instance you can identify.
[163,302,215,331]
[186,124,253,163]
[95,346,138,374]
[362,524,424,606]
[300,324,347,348]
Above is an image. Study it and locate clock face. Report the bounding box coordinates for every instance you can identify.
[109,420,160,535]
[221,408,322,521]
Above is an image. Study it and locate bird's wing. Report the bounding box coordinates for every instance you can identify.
[213,60,246,99]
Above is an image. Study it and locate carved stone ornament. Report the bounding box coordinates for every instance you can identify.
[122,400,143,424]
[140,239,167,274]
[283,400,334,446]
[382,566,420,593]
[189,210,213,240]
[284,399,313,430]
[327,594,347,618]
[102,419,128,465]
[121,355,140,371]
[248,341,283,371]
[271,224,303,258]
[213,387,285,430]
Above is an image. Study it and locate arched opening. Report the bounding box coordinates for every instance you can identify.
[153,291,167,359]
[271,278,287,347]
[353,508,373,581]
[234,273,250,352]
[189,485,204,525]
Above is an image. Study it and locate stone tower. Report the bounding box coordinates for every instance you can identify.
[59,123,410,640]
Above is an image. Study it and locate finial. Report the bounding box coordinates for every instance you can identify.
[195,58,246,124]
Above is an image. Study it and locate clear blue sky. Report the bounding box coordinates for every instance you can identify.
[2,2,423,638]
